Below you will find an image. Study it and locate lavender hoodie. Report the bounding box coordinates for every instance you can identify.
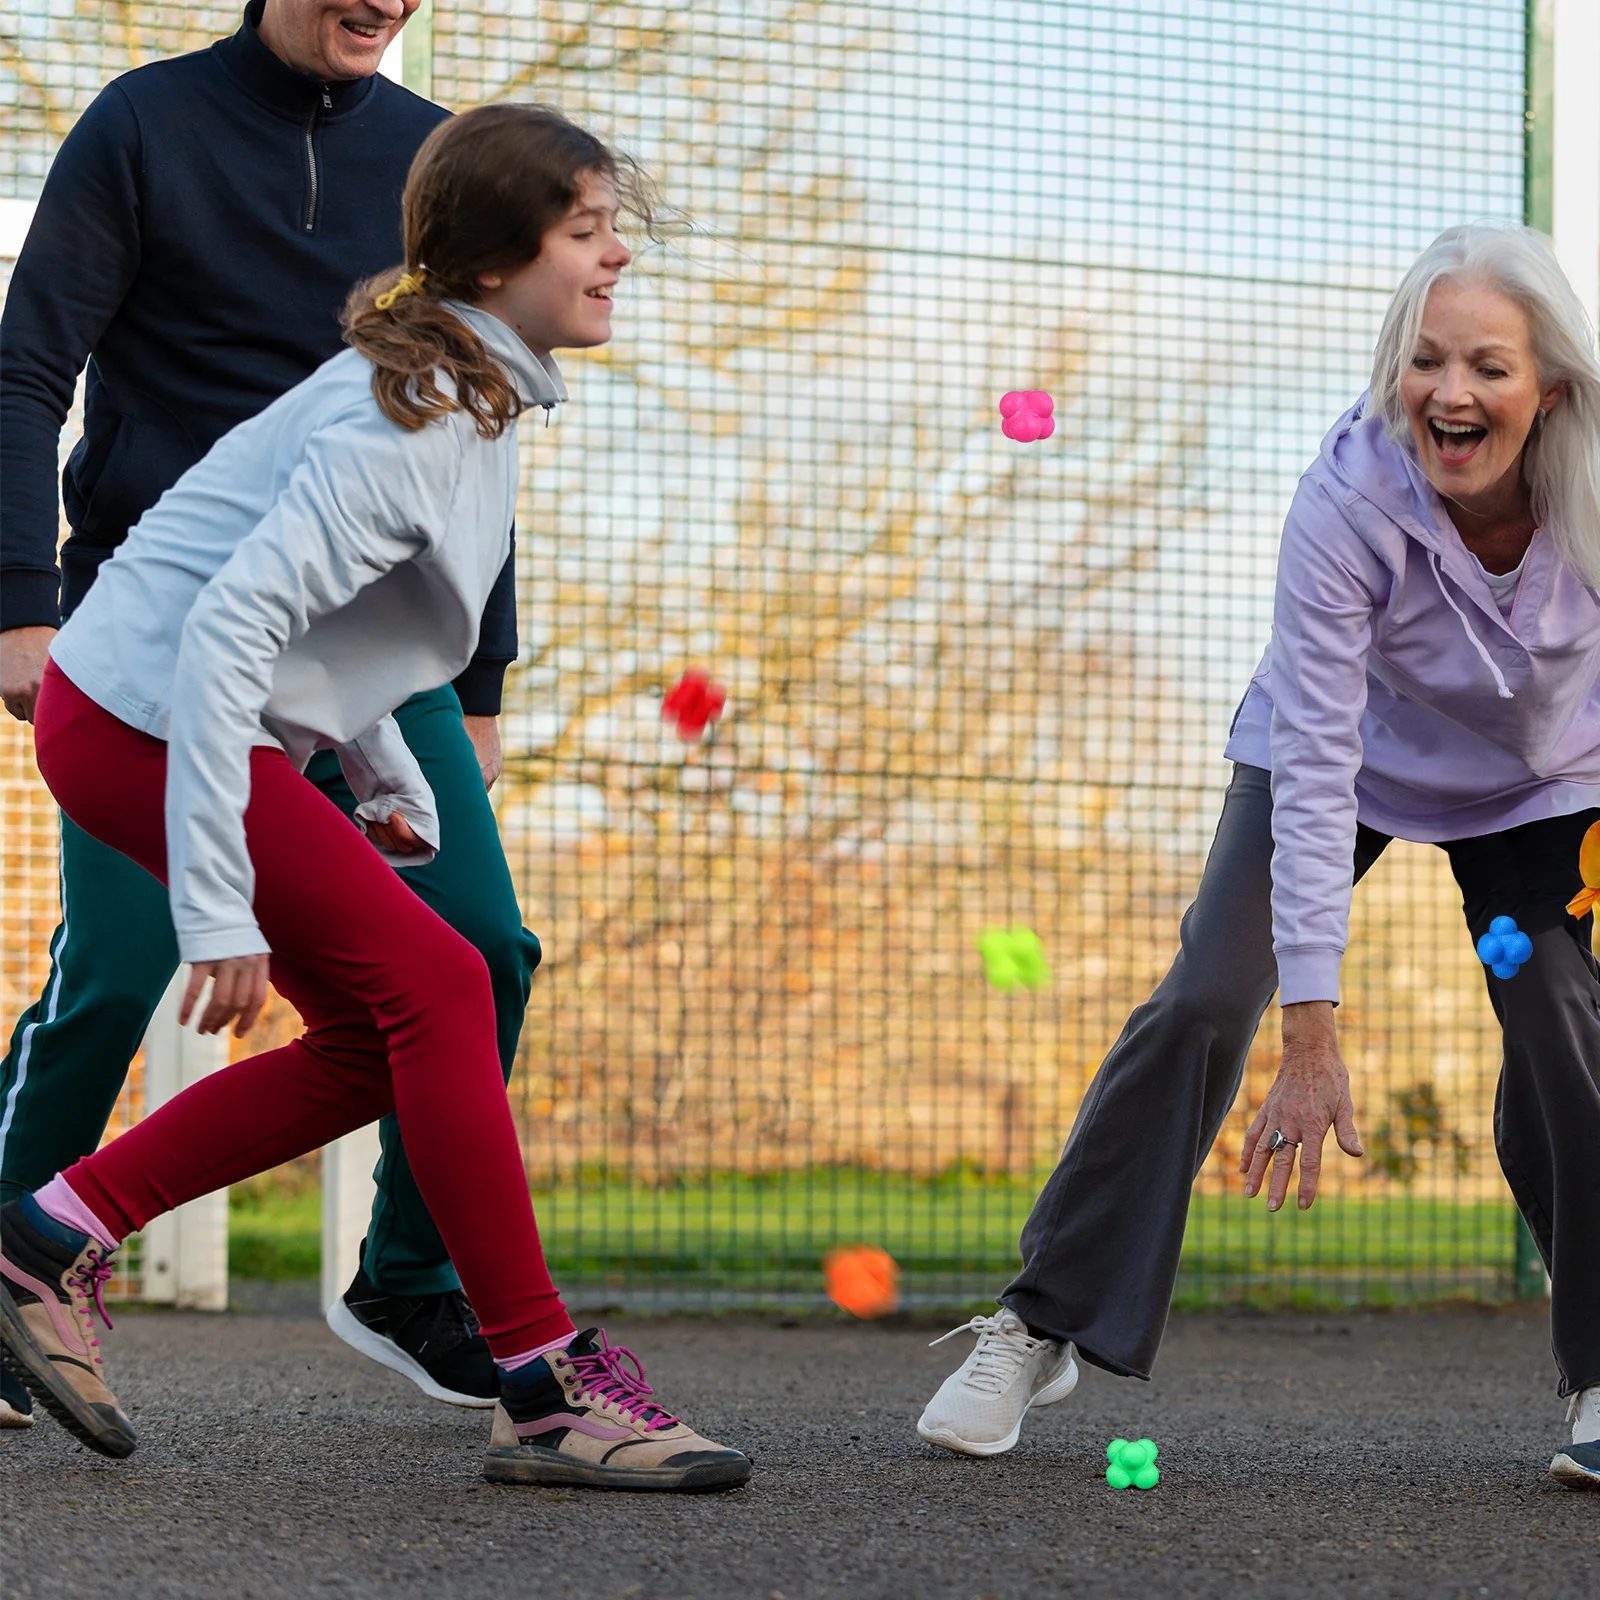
[1224,395,1600,1005]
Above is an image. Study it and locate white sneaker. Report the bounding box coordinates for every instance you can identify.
[916,1309,1079,1457]
[1,1367,33,1426]
[1550,1384,1600,1490]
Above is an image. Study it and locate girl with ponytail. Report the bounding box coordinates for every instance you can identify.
[1,104,753,1493]
[344,101,655,437]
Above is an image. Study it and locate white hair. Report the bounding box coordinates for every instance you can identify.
[1370,223,1600,586]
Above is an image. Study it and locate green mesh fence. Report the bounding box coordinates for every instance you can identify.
[0,2,1538,1310]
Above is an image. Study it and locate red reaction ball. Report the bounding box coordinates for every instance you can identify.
[663,668,727,742]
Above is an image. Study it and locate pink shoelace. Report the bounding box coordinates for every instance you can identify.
[568,1333,679,1431]
[67,1249,116,1349]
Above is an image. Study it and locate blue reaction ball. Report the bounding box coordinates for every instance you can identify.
[1476,915,1533,980]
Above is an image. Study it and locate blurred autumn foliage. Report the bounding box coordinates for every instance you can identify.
[0,1,1496,1253]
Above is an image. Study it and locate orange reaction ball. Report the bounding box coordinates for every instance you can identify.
[1568,818,1600,919]
[823,1244,900,1319]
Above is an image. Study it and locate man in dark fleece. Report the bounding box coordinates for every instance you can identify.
[0,0,541,1424]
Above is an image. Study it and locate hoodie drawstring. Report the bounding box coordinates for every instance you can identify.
[1429,548,1514,700]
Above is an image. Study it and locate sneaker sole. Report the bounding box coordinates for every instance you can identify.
[1549,1450,1600,1490]
[916,1352,1080,1458]
[0,1283,135,1459]
[325,1296,497,1409]
[483,1443,752,1493]
[0,1398,34,1427]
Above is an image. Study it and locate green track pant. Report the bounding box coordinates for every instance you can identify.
[0,685,540,1297]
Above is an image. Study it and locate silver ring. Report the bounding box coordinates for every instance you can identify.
[1267,1130,1297,1153]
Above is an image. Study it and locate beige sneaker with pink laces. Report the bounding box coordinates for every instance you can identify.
[483,1328,751,1492]
[0,1195,135,1459]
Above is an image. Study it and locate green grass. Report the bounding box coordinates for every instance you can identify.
[226,1170,1524,1311]
[228,1187,321,1281]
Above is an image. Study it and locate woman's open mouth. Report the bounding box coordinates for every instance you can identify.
[1428,418,1487,464]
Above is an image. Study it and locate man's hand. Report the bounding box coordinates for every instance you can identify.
[1239,999,1364,1212]
[463,713,502,790]
[180,953,271,1038]
[1,625,57,724]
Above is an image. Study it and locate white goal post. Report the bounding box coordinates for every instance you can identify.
[138,975,230,1310]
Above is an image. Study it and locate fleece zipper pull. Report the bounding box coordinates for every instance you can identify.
[1430,548,1514,700]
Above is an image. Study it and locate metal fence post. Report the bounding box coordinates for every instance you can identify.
[1546,0,1600,316]
[379,0,432,97]
[1512,1220,1549,1299]
[1519,0,1594,1300]
[320,1121,383,1314]
[139,974,229,1310]
[403,0,434,101]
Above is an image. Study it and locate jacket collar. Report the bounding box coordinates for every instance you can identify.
[212,1,378,122]
[1323,395,1535,631]
[1325,396,1557,664]
[446,303,569,411]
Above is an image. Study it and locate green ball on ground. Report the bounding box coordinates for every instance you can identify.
[1105,1436,1160,1489]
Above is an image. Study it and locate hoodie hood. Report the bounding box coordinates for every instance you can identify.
[446,302,568,412]
[1224,391,1600,1008]
[1227,386,1600,833]
[1317,392,1535,586]
[1321,395,1450,547]
[1316,396,1521,699]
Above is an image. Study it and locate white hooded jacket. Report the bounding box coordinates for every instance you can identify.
[51,303,564,964]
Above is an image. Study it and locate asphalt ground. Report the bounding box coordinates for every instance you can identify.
[2,1290,1596,1599]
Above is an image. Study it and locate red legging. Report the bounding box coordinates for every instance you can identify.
[31,663,571,1358]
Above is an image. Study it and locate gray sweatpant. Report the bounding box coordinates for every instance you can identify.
[1001,762,1600,1397]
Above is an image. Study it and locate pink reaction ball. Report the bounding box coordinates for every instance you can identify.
[999,390,1055,443]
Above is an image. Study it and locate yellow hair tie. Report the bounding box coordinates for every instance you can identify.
[373,269,428,311]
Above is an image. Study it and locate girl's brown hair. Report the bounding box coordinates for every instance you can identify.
[343,103,649,438]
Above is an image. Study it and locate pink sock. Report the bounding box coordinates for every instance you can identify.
[497,1329,575,1373]
[33,1174,121,1250]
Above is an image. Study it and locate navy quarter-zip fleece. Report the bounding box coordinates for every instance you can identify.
[0,1,517,713]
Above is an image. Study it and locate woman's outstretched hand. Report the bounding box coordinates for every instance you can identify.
[1240,999,1364,1211]
[366,812,427,855]
[180,953,271,1038]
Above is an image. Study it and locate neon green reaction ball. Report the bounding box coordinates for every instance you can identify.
[977,925,1051,992]
[1105,1436,1160,1490]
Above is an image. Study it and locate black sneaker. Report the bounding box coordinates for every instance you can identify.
[483,1327,753,1492]
[0,1195,135,1457]
[325,1254,498,1407]
[1550,1439,1600,1489]
[0,1364,33,1426]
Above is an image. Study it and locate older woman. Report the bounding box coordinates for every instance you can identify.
[917,224,1600,1491]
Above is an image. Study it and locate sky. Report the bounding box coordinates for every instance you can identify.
[0,1,1535,779]
[527,0,1531,760]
